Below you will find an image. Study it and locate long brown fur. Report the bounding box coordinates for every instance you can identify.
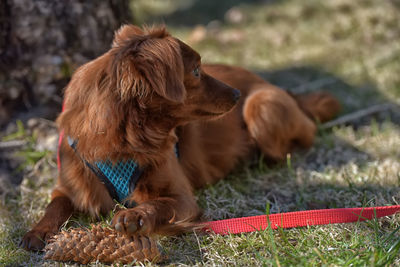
[21,25,340,251]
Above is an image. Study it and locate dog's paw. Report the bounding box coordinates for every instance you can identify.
[111,207,156,235]
[20,229,55,251]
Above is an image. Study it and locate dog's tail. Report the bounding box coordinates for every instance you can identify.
[292,91,341,123]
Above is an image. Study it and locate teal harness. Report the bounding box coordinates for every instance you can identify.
[95,160,140,204]
[67,136,178,207]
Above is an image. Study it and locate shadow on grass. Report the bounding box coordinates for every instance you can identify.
[142,0,284,26]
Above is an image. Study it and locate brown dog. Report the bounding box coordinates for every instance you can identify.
[20,25,340,251]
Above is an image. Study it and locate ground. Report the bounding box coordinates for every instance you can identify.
[1,0,399,266]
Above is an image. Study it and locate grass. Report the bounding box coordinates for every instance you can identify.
[1,0,400,266]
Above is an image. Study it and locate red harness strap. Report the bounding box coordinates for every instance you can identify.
[57,130,64,171]
[57,104,66,171]
[205,205,400,235]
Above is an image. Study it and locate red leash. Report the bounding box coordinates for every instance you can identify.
[205,205,400,235]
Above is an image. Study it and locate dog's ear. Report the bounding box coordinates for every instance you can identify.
[57,52,128,161]
[111,26,186,103]
[143,53,186,103]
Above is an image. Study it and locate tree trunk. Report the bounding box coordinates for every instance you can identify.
[0,0,133,127]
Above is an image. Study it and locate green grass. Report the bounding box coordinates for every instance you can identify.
[1,0,400,266]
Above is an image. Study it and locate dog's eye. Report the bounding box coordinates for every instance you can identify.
[192,67,200,78]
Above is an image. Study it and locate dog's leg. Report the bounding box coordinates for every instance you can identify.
[20,190,73,251]
[112,194,200,235]
[112,157,201,235]
[293,91,341,123]
[243,88,316,161]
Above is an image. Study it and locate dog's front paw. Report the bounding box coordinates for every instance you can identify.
[20,229,55,251]
[111,207,156,235]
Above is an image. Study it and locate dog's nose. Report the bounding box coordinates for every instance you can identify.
[232,89,241,102]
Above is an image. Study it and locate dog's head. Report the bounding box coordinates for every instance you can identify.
[58,25,240,161]
[109,25,240,121]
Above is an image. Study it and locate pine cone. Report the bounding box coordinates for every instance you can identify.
[44,224,162,264]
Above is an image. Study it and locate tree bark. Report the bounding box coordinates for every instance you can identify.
[0,0,133,127]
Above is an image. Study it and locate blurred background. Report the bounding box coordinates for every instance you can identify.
[1,0,399,265]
